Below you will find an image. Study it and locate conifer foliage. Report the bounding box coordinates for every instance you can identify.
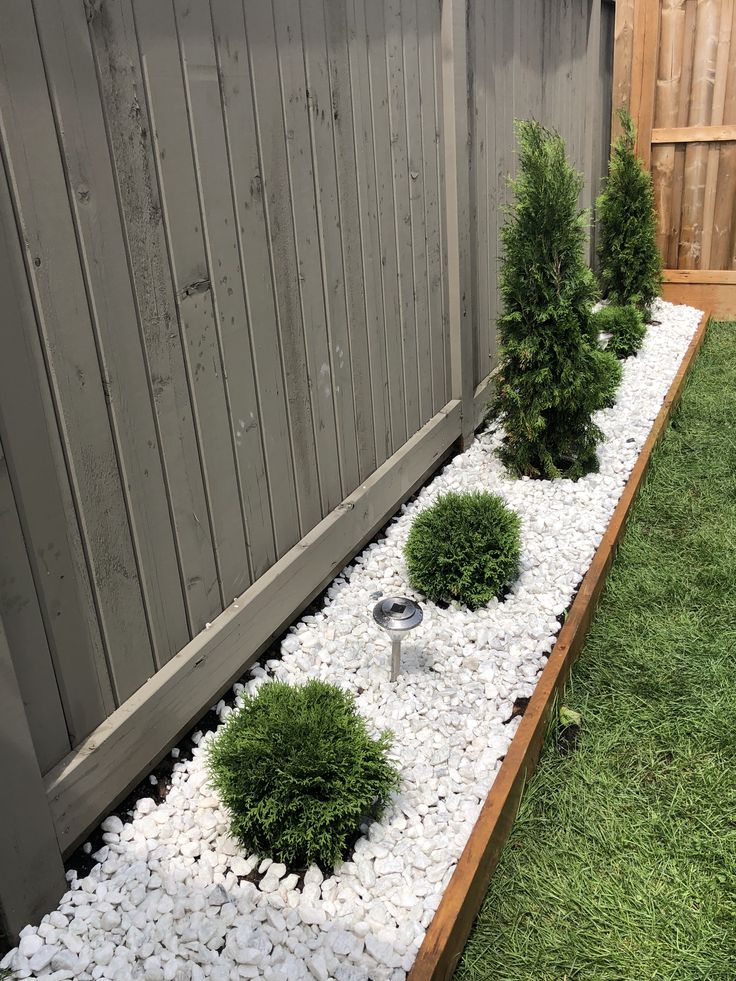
[494,121,620,481]
[597,108,662,314]
[208,680,399,870]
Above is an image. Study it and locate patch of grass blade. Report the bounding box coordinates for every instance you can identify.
[455,322,736,981]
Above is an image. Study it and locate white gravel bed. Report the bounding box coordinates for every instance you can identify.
[3,300,702,981]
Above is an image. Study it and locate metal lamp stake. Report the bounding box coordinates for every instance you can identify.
[372,596,423,682]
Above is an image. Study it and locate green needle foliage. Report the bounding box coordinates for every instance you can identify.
[597,108,662,315]
[494,120,619,481]
[592,303,647,359]
[405,491,521,608]
[456,323,736,981]
[208,680,399,870]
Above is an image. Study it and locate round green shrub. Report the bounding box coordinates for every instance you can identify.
[207,680,399,870]
[590,347,623,409]
[404,491,521,609]
[591,304,646,359]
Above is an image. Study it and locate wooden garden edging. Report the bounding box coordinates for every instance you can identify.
[408,308,711,981]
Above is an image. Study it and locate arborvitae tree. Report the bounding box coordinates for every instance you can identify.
[597,108,662,315]
[493,121,620,481]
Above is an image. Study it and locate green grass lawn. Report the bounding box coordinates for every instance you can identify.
[455,322,736,981]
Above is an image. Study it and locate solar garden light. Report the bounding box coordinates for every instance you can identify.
[372,596,423,682]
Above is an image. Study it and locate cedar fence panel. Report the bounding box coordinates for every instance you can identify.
[616,0,736,284]
[0,0,613,939]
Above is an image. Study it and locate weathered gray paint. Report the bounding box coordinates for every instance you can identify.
[0,0,613,938]
[469,0,612,386]
[0,616,66,943]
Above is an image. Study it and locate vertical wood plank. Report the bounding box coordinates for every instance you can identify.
[401,0,433,425]
[651,0,686,261]
[0,138,114,747]
[174,0,277,581]
[416,0,447,409]
[324,0,386,473]
[711,3,736,267]
[612,0,636,137]
[482,0,499,371]
[629,0,661,170]
[680,0,720,267]
[0,437,69,774]
[208,0,302,559]
[271,0,343,517]
[700,0,734,266]
[584,0,603,262]
[441,0,474,446]
[34,0,190,669]
[0,616,66,942]
[86,0,221,634]
[134,0,251,603]
[668,0,698,265]
[468,0,485,387]
[386,0,422,438]
[299,0,361,496]
[365,0,409,451]
[0,0,154,705]
[242,0,323,536]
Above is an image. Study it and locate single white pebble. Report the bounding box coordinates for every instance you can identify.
[82,842,92,855]
[149,775,158,785]
[171,748,180,759]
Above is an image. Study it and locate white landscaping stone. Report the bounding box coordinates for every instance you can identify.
[1,300,701,979]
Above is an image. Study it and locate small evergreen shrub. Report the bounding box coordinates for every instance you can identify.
[493,120,616,481]
[208,680,399,870]
[597,108,662,315]
[591,347,623,408]
[591,304,646,359]
[404,491,521,608]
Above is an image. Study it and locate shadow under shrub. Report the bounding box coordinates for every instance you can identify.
[207,680,399,870]
[405,491,521,609]
[592,304,646,360]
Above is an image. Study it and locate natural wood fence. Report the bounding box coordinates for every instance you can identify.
[0,0,613,941]
[614,0,736,314]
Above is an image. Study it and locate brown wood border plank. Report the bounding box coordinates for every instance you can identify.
[662,282,736,319]
[409,308,711,981]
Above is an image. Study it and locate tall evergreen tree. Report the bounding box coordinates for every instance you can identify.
[493,121,620,481]
[597,108,662,314]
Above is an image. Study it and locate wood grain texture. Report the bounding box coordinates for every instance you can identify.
[662,279,736,313]
[408,309,711,981]
[0,133,115,749]
[652,122,736,140]
[663,266,736,280]
[0,0,155,706]
[33,0,190,669]
[0,439,69,774]
[0,617,66,943]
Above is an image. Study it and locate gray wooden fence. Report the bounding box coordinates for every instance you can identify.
[0,0,614,940]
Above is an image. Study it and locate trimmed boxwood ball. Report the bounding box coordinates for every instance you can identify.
[591,304,646,360]
[207,680,399,870]
[404,491,521,609]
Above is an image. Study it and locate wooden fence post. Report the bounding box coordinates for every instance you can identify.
[441,0,474,448]
[0,616,66,944]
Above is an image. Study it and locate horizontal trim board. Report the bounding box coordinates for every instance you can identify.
[651,124,736,144]
[408,310,711,981]
[663,268,736,284]
[45,401,462,854]
[662,283,736,320]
